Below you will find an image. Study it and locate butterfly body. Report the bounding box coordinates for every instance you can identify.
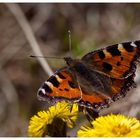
[65,58,112,96]
[38,41,140,111]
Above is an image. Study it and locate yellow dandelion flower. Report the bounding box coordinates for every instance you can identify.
[28,101,78,137]
[77,114,140,137]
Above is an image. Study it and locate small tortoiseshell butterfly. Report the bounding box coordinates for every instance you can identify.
[37,41,140,111]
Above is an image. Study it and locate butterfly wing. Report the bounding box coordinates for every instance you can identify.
[75,62,136,110]
[109,74,136,101]
[82,41,140,78]
[37,67,114,110]
[37,67,81,101]
[37,66,136,111]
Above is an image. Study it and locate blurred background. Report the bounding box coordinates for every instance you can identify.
[1,3,140,136]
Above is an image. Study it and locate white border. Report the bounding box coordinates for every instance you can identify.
[0,1,140,138]
[0,0,140,3]
[0,138,139,139]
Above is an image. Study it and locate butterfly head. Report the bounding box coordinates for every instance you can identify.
[64,57,75,66]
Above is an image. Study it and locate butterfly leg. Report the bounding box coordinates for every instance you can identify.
[80,106,99,122]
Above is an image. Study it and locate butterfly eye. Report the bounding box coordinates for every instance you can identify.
[64,57,74,66]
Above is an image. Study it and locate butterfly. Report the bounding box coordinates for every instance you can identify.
[37,40,140,111]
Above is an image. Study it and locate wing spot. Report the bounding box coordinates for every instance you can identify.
[130,42,137,47]
[116,62,121,66]
[57,73,66,79]
[98,51,105,59]
[68,81,76,88]
[135,41,140,48]
[107,45,121,56]
[48,76,60,87]
[121,57,124,61]
[40,88,46,94]
[123,42,134,52]
[64,88,69,91]
[59,88,63,91]
[103,62,112,72]
[38,89,46,97]
[42,82,52,93]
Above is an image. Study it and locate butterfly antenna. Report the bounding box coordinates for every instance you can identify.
[68,30,72,57]
[30,55,64,59]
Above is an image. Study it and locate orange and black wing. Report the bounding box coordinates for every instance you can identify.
[37,66,136,111]
[79,73,136,110]
[82,41,140,78]
[37,68,108,110]
[38,67,81,101]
